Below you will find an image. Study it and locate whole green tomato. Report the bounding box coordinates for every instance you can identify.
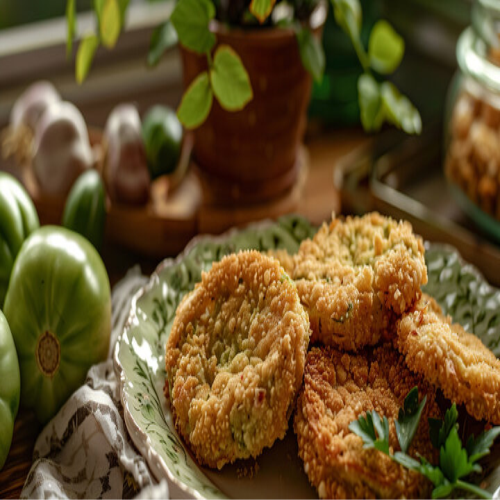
[142,105,183,179]
[62,169,107,251]
[0,172,39,307]
[0,311,20,471]
[4,226,111,424]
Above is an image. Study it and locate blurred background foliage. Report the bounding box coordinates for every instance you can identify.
[0,0,472,126]
[0,0,92,29]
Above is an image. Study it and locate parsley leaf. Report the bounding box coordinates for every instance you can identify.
[349,412,377,446]
[349,410,390,454]
[348,388,499,499]
[393,451,420,470]
[431,482,454,499]
[418,456,445,487]
[429,404,458,450]
[466,427,500,464]
[440,427,478,483]
[395,386,427,453]
[372,411,390,454]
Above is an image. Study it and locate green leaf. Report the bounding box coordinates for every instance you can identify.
[118,0,130,25]
[380,82,422,135]
[357,74,383,132]
[440,427,475,483]
[429,418,444,450]
[66,0,76,59]
[148,21,178,67]
[331,0,361,39]
[393,451,420,470]
[100,0,121,48]
[249,0,276,23]
[171,0,215,54]
[368,20,405,75]
[431,482,454,499]
[349,411,390,455]
[349,412,377,446]
[94,0,105,25]
[76,34,99,84]
[395,387,426,453]
[466,426,500,463]
[418,457,446,487]
[372,411,390,454]
[177,72,213,129]
[210,45,253,111]
[429,404,458,450]
[331,0,368,69]
[297,28,325,83]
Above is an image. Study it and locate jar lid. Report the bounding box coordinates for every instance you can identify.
[457,27,500,94]
[472,0,500,50]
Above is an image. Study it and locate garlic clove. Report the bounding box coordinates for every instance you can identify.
[32,101,93,197]
[104,104,150,205]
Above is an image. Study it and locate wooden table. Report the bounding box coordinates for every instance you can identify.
[0,129,367,498]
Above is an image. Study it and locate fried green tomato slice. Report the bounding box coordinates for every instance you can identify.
[294,345,441,499]
[265,248,295,276]
[397,295,500,424]
[165,251,311,469]
[293,212,427,351]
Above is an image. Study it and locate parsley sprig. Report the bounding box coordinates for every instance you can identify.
[348,387,500,499]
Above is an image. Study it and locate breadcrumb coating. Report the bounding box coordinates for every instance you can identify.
[293,213,427,351]
[397,295,500,424]
[294,345,441,499]
[165,251,311,469]
[266,249,295,276]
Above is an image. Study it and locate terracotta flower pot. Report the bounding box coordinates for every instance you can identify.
[180,4,327,205]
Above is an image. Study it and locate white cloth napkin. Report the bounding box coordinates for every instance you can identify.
[20,267,168,499]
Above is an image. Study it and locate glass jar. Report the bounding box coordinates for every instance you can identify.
[445,0,500,232]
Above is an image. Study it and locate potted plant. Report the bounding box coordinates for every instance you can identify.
[67,0,421,204]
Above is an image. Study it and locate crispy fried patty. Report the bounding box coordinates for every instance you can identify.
[294,345,441,499]
[165,251,310,469]
[293,213,427,351]
[397,295,500,424]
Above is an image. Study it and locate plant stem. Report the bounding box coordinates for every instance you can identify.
[455,480,491,499]
[206,50,213,69]
[352,37,369,72]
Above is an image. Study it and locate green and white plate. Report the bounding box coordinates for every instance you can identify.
[114,216,500,499]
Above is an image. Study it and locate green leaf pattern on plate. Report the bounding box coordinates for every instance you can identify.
[423,244,500,357]
[116,216,500,498]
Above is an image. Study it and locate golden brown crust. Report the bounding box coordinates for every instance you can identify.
[165,251,310,469]
[293,213,427,351]
[397,295,500,424]
[294,345,441,499]
[266,248,295,276]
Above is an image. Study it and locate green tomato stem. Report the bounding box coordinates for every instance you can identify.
[455,480,491,499]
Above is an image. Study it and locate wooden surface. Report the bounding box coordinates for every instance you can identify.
[0,128,366,498]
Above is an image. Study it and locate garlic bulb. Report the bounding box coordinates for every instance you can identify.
[104,104,150,205]
[32,101,93,197]
[10,80,61,132]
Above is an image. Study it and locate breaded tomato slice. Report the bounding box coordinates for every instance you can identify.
[294,345,440,499]
[265,248,295,276]
[397,295,500,424]
[293,212,427,351]
[165,251,310,469]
